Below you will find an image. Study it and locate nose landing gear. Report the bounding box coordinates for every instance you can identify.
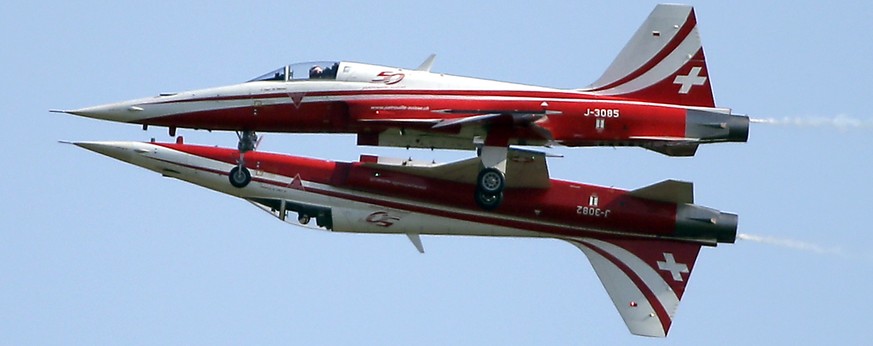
[229,166,251,188]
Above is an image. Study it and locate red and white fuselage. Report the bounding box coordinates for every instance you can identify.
[62,5,746,337]
[61,4,748,157]
[72,138,737,337]
[74,139,735,244]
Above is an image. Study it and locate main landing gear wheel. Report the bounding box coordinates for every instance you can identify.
[475,189,503,210]
[298,214,311,225]
[477,168,506,194]
[229,166,251,188]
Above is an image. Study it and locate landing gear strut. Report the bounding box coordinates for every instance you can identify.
[237,130,258,153]
[229,130,258,188]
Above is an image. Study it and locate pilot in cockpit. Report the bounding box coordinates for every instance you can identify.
[309,65,324,79]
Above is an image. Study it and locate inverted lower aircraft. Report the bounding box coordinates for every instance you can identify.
[55,4,749,209]
[70,138,737,337]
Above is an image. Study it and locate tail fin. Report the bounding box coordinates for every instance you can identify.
[628,179,694,204]
[567,237,703,337]
[583,4,715,107]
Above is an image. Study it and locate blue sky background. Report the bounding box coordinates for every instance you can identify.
[3,1,872,344]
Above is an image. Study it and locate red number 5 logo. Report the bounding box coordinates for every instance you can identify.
[372,71,405,85]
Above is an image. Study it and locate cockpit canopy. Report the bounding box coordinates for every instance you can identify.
[248,61,340,82]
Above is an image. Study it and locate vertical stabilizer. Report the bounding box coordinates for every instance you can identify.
[582,4,715,107]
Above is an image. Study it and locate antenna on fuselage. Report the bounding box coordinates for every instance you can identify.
[416,54,436,72]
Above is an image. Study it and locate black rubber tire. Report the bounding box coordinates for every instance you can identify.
[298,214,311,225]
[475,189,503,210]
[229,166,252,188]
[477,168,505,194]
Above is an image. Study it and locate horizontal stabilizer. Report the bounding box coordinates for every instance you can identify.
[643,142,699,157]
[567,238,703,337]
[629,136,699,142]
[629,180,693,204]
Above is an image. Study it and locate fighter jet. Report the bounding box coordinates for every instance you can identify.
[56,4,749,209]
[70,138,737,337]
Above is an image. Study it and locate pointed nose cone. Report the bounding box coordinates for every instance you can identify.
[54,99,149,123]
[72,141,136,163]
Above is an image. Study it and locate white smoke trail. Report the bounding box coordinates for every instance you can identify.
[750,114,873,130]
[737,233,848,258]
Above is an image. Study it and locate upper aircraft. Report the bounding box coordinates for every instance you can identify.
[57,4,749,209]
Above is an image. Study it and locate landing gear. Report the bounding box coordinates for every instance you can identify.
[477,168,505,194]
[237,130,258,153]
[229,130,258,188]
[474,167,505,210]
[475,189,503,210]
[473,143,509,211]
[229,166,251,188]
[298,214,311,225]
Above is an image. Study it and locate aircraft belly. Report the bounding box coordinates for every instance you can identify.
[328,201,545,238]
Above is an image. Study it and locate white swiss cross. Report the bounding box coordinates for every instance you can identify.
[673,66,707,94]
[656,253,689,282]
